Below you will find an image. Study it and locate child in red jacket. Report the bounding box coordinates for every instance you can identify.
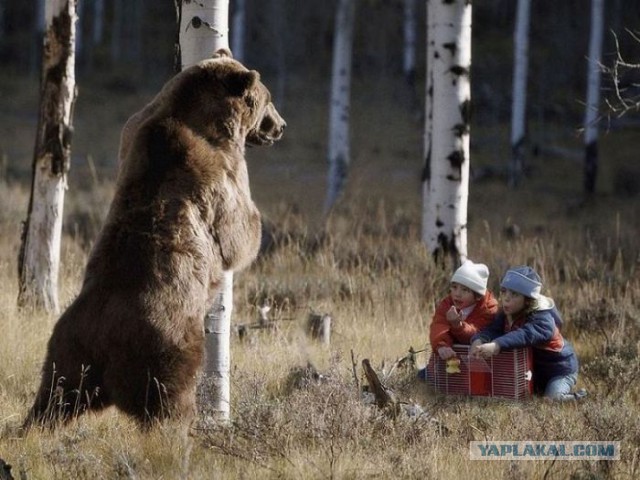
[420,260,497,381]
[429,260,498,360]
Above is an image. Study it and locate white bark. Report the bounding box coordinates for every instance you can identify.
[231,0,246,62]
[19,0,77,313]
[179,0,229,69]
[584,0,604,194]
[421,2,434,243]
[509,0,531,188]
[403,0,417,84]
[179,0,232,423]
[20,166,67,313]
[422,0,471,264]
[204,270,233,421]
[324,0,355,214]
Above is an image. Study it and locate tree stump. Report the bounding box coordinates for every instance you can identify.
[236,324,250,342]
[362,359,400,417]
[307,313,331,345]
[0,458,13,480]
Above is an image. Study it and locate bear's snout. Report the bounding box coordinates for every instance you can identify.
[262,115,286,140]
[247,102,286,146]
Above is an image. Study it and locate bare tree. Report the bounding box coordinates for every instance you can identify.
[268,0,287,108]
[403,0,417,86]
[18,0,78,313]
[324,0,356,214]
[607,30,640,117]
[584,0,604,195]
[177,0,233,424]
[108,0,144,66]
[92,0,105,46]
[31,0,47,74]
[75,0,84,59]
[509,0,531,188]
[421,1,434,236]
[231,0,246,62]
[110,0,123,63]
[422,0,472,265]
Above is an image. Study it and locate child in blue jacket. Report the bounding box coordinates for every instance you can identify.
[470,266,586,401]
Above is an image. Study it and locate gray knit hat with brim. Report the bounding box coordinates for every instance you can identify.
[500,266,542,299]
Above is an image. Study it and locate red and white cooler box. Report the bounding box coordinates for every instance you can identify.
[427,344,533,399]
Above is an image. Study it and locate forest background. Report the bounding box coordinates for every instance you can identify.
[1,1,640,479]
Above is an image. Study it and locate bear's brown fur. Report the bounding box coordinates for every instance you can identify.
[24,49,285,428]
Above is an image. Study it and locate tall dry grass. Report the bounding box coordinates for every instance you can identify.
[1,72,639,478]
[1,159,639,478]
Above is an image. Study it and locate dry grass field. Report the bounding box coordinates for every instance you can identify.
[0,72,639,479]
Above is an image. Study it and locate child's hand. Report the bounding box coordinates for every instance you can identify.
[446,306,462,326]
[471,342,500,359]
[437,346,456,360]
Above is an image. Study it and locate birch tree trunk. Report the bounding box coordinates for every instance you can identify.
[584,0,604,195]
[93,0,104,46]
[231,0,246,62]
[84,0,104,73]
[403,0,417,86]
[509,0,531,188]
[75,0,83,60]
[127,1,143,65]
[271,0,287,109]
[110,0,123,63]
[421,2,434,236]
[31,0,47,74]
[18,0,77,313]
[179,0,228,69]
[422,0,471,265]
[177,0,233,424]
[324,0,355,214]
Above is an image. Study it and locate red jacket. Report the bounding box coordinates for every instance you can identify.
[429,292,498,350]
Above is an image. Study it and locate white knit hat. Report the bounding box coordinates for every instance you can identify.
[451,260,489,295]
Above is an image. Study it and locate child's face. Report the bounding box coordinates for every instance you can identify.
[500,288,526,315]
[450,282,477,309]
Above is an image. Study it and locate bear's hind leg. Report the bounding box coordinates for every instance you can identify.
[104,358,198,429]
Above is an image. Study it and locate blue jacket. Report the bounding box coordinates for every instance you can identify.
[471,306,578,392]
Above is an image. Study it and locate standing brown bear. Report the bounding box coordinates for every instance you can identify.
[24,49,285,428]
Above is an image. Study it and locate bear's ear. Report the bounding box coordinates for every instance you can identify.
[213,48,233,59]
[224,70,260,97]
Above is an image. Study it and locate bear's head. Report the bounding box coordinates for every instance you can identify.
[167,49,286,148]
